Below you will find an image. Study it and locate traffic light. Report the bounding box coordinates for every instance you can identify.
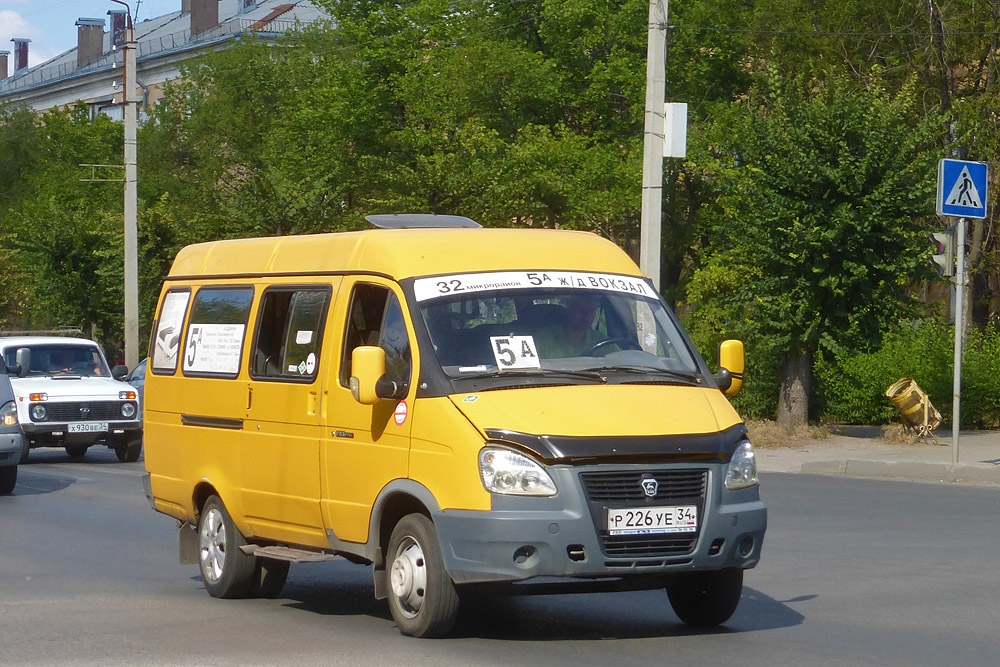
[931,230,955,277]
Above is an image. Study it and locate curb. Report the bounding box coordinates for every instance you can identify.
[799,459,1000,486]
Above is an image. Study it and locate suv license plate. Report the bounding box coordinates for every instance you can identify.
[68,422,109,433]
[607,505,698,535]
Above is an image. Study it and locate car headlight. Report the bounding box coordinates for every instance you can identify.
[30,404,47,421]
[479,447,557,497]
[725,440,758,490]
[1,402,17,426]
[121,402,136,419]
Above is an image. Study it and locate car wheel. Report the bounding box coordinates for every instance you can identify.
[251,558,290,599]
[65,445,88,458]
[0,465,16,495]
[386,513,459,638]
[115,440,142,463]
[198,495,257,599]
[666,568,744,627]
[19,443,29,464]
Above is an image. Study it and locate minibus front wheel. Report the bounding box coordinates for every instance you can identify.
[386,513,459,638]
[198,495,257,599]
[666,567,743,627]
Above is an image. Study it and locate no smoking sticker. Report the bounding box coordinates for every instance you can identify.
[393,401,408,425]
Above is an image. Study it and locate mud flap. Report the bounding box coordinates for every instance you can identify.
[178,521,198,565]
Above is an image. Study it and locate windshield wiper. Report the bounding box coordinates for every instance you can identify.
[457,368,607,383]
[582,364,701,385]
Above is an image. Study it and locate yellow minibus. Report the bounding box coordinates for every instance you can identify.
[143,214,765,637]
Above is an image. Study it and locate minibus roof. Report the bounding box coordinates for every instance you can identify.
[166,228,644,281]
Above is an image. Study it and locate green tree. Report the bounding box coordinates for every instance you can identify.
[687,73,944,427]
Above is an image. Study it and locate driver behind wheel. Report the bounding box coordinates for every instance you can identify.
[534,295,605,358]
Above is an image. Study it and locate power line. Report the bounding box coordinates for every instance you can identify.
[669,25,1000,38]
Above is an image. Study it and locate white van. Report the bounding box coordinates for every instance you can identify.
[0,336,142,462]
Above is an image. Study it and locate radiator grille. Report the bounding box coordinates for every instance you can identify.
[579,469,707,502]
[36,401,123,422]
[580,468,708,559]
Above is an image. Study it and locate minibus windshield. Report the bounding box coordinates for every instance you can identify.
[413,271,701,381]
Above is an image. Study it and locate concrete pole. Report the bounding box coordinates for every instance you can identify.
[123,18,139,370]
[640,0,667,291]
[952,218,965,464]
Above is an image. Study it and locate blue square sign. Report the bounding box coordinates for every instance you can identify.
[937,159,989,219]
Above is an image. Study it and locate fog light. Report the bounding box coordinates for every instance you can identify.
[737,536,754,558]
[513,545,538,568]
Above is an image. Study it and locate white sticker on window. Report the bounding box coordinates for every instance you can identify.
[490,335,541,370]
[153,291,190,371]
[295,330,313,345]
[413,271,652,301]
[305,352,317,374]
[183,323,245,374]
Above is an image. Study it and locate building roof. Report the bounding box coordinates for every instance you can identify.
[166,228,645,282]
[0,0,327,103]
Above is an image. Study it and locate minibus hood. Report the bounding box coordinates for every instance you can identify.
[449,384,741,440]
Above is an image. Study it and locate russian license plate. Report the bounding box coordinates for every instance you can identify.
[68,422,108,434]
[607,505,698,535]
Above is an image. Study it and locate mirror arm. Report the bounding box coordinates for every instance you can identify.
[713,368,733,392]
[376,377,408,400]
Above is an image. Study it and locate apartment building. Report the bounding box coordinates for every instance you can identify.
[0,0,327,118]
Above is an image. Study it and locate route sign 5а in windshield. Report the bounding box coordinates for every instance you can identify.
[937,159,989,219]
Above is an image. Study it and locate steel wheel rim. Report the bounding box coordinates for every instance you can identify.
[199,507,227,584]
[389,537,427,618]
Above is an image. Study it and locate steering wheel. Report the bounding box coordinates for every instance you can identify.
[581,337,642,356]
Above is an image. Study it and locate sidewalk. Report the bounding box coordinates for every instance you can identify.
[754,428,1000,486]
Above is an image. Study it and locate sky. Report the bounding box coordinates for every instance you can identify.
[0,0,180,68]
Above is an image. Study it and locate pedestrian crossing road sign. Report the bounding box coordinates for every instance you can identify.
[937,158,988,219]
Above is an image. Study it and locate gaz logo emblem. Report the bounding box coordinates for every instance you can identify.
[641,478,658,497]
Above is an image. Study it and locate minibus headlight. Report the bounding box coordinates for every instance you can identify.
[725,440,758,490]
[479,447,557,497]
[30,404,47,421]
[1,402,17,426]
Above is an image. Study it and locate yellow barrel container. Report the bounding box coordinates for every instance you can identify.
[885,377,941,442]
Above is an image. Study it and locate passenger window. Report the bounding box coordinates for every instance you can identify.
[251,287,330,381]
[151,289,190,373]
[340,284,412,388]
[183,286,254,377]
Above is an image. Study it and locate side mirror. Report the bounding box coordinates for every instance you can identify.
[15,348,30,378]
[350,346,386,405]
[350,346,407,405]
[112,364,129,380]
[715,339,744,396]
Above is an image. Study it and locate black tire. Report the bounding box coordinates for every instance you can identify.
[251,558,290,599]
[115,440,142,463]
[197,495,257,599]
[666,568,744,627]
[385,513,459,638]
[0,465,16,495]
[19,443,29,464]
[65,445,88,458]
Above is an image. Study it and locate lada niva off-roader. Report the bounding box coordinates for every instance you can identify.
[0,337,141,463]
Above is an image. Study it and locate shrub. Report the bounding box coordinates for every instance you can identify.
[814,319,1000,428]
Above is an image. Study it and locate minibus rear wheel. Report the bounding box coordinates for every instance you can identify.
[198,495,257,599]
[386,513,459,638]
[666,567,743,627]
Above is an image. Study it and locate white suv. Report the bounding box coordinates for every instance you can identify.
[0,337,142,463]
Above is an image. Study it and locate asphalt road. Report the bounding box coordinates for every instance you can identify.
[2,449,999,666]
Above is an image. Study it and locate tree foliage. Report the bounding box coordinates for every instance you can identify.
[4,0,1000,424]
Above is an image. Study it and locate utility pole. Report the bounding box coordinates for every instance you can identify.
[114,0,139,371]
[640,0,667,291]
